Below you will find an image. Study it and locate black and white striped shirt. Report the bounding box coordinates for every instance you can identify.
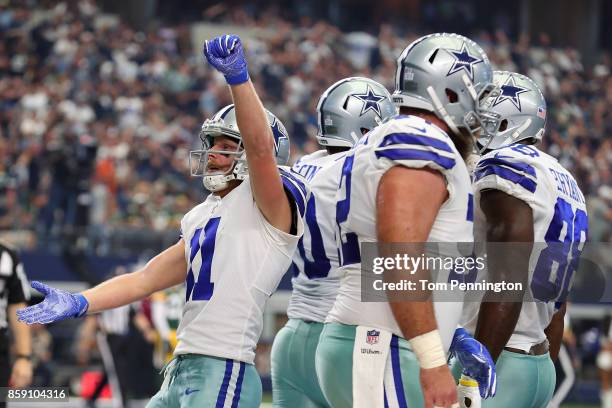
[0,242,30,331]
[98,305,133,336]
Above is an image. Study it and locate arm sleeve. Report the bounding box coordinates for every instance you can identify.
[372,129,457,179]
[255,168,308,248]
[473,149,538,205]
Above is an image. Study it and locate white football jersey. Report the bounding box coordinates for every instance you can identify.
[288,150,347,322]
[174,170,307,364]
[326,115,474,352]
[462,144,588,351]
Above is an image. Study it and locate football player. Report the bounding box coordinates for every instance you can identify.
[271,77,396,407]
[17,34,308,408]
[459,71,588,408]
[316,33,497,408]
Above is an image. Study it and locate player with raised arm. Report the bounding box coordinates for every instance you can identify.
[457,71,588,408]
[271,77,396,407]
[17,34,308,408]
[316,33,497,408]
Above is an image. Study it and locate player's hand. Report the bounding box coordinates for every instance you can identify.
[16,281,89,324]
[449,327,496,399]
[203,34,249,85]
[457,375,481,408]
[420,365,459,408]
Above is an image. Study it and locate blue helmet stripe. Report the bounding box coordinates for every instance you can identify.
[218,104,234,120]
[375,148,456,170]
[379,132,454,153]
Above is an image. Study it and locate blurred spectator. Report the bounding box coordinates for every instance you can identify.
[150,285,184,369]
[0,0,608,256]
[30,323,52,386]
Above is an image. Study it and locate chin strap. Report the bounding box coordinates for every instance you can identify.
[202,173,234,192]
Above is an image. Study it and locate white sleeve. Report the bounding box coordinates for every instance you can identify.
[372,128,458,181]
[473,149,538,205]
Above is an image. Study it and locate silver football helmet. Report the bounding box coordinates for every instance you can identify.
[189,104,290,192]
[477,71,547,152]
[393,33,495,139]
[316,77,396,148]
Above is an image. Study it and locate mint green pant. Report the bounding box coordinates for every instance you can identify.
[315,322,423,408]
[452,350,556,408]
[146,354,262,408]
[271,319,330,407]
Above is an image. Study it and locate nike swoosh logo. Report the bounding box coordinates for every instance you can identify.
[408,126,428,133]
[185,388,200,395]
[493,152,513,159]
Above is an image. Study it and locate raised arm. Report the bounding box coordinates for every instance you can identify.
[203,34,292,233]
[377,166,457,408]
[17,240,187,324]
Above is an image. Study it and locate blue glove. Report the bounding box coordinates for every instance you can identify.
[450,327,497,399]
[16,281,89,324]
[203,34,249,85]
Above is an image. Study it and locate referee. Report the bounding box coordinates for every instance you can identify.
[0,241,32,407]
[78,267,157,408]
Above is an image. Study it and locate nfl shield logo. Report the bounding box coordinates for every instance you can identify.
[366,330,380,345]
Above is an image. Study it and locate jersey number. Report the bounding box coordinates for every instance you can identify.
[336,154,361,266]
[186,217,221,302]
[298,193,332,278]
[531,198,587,302]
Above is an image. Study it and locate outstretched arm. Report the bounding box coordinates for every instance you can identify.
[203,34,293,233]
[83,240,187,312]
[17,240,187,324]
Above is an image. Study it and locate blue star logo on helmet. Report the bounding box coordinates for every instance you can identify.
[492,75,530,111]
[446,43,483,82]
[271,118,288,152]
[352,85,385,117]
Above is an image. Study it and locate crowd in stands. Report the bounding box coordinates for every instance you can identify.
[0,0,610,254]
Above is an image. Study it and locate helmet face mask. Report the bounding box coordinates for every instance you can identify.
[317,77,396,148]
[189,104,290,192]
[476,71,547,153]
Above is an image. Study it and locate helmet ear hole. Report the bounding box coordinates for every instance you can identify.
[445,88,458,103]
[499,119,508,131]
[360,127,369,135]
[343,96,350,110]
[428,48,439,64]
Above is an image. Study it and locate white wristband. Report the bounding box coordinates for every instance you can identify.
[409,329,447,369]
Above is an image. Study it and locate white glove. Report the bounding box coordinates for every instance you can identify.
[457,375,481,408]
